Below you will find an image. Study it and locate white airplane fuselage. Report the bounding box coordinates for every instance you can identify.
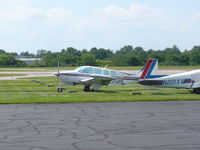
[58,69,139,86]
[139,69,200,89]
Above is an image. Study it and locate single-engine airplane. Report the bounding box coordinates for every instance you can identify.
[138,62,200,94]
[55,59,161,92]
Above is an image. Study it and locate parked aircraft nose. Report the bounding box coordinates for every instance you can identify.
[54,72,60,76]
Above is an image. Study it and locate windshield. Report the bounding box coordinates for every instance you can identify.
[82,67,93,74]
[75,67,84,72]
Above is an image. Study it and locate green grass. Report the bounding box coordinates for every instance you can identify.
[0,76,200,103]
[0,74,26,77]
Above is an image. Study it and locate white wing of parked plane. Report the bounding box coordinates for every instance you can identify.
[79,76,116,91]
[80,75,116,89]
[80,77,94,83]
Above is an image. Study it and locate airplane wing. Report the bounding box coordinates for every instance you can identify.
[80,77,94,83]
[91,75,117,85]
[91,75,116,80]
[80,75,116,86]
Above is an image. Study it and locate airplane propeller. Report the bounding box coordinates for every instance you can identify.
[56,61,60,86]
[56,61,63,93]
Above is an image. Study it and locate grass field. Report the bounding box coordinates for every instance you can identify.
[0,76,200,103]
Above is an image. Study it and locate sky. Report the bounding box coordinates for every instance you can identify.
[0,0,200,53]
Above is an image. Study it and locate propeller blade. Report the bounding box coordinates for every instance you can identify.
[57,61,60,76]
[56,61,60,85]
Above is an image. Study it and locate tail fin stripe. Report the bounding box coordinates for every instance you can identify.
[140,59,153,79]
[146,59,157,78]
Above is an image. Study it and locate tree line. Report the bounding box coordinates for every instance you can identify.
[0,45,200,67]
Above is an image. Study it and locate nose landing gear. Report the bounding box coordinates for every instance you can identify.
[57,87,65,93]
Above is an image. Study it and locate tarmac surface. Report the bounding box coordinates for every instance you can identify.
[0,101,200,150]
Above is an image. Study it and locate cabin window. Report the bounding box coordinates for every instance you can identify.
[94,68,102,74]
[82,67,93,74]
[103,70,109,75]
[111,71,117,76]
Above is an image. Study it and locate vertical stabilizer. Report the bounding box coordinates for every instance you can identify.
[140,59,158,79]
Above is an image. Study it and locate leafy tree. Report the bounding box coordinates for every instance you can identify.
[179,52,189,65]
[81,49,88,55]
[112,53,143,66]
[20,51,35,57]
[96,59,111,66]
[111,53,129,66]
[116,45,134,54]
[127,55,142,66]
[147,50,165,64]
[43,51,56,66]
[90,47,113,60]
[189,46,200,65]
[37,50,47,57]
[0,54,26,67]
[65,47,81,56]
[163,45,181,55]
[79,54,96,66]
[133,46,147,64]
[2,44,200,67]
[0,49,6,54]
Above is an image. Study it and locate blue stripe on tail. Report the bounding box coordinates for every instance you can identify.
[146,59,157,78]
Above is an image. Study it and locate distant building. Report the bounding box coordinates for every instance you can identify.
[16,56,43,65]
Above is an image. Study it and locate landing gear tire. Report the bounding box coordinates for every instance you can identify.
[84,85,90,92]
[193,88,200,94]
[57,88,63,93]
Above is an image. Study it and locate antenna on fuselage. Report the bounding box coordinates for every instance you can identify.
[104,65,109,69]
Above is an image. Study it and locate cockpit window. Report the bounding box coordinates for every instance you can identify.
[82,67,93,74]
[103,69,109,75]
[94,68,102,74]
[75,67,84,73]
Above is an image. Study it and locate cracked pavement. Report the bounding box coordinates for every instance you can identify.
[0,101,200,150]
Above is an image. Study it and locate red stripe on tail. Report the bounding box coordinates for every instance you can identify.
[140,59,153,79]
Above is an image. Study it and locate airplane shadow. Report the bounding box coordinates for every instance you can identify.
[151,93,171,95]
[96,90,120,94]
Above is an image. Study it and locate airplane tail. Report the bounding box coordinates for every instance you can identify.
[139,59,159,79]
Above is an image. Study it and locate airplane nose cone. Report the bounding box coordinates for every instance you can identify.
[54,72,60,76]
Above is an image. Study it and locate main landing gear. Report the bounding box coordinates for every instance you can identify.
[83,84,96,92]
[84,85,91,92]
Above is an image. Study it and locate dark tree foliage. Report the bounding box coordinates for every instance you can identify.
[79,54,96,66]
[20,51,35,58]
[1,45,200,67]
[0,49,6,54]
[188,46,200,65]
[90,47,113,60]
[0,54,26,67]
